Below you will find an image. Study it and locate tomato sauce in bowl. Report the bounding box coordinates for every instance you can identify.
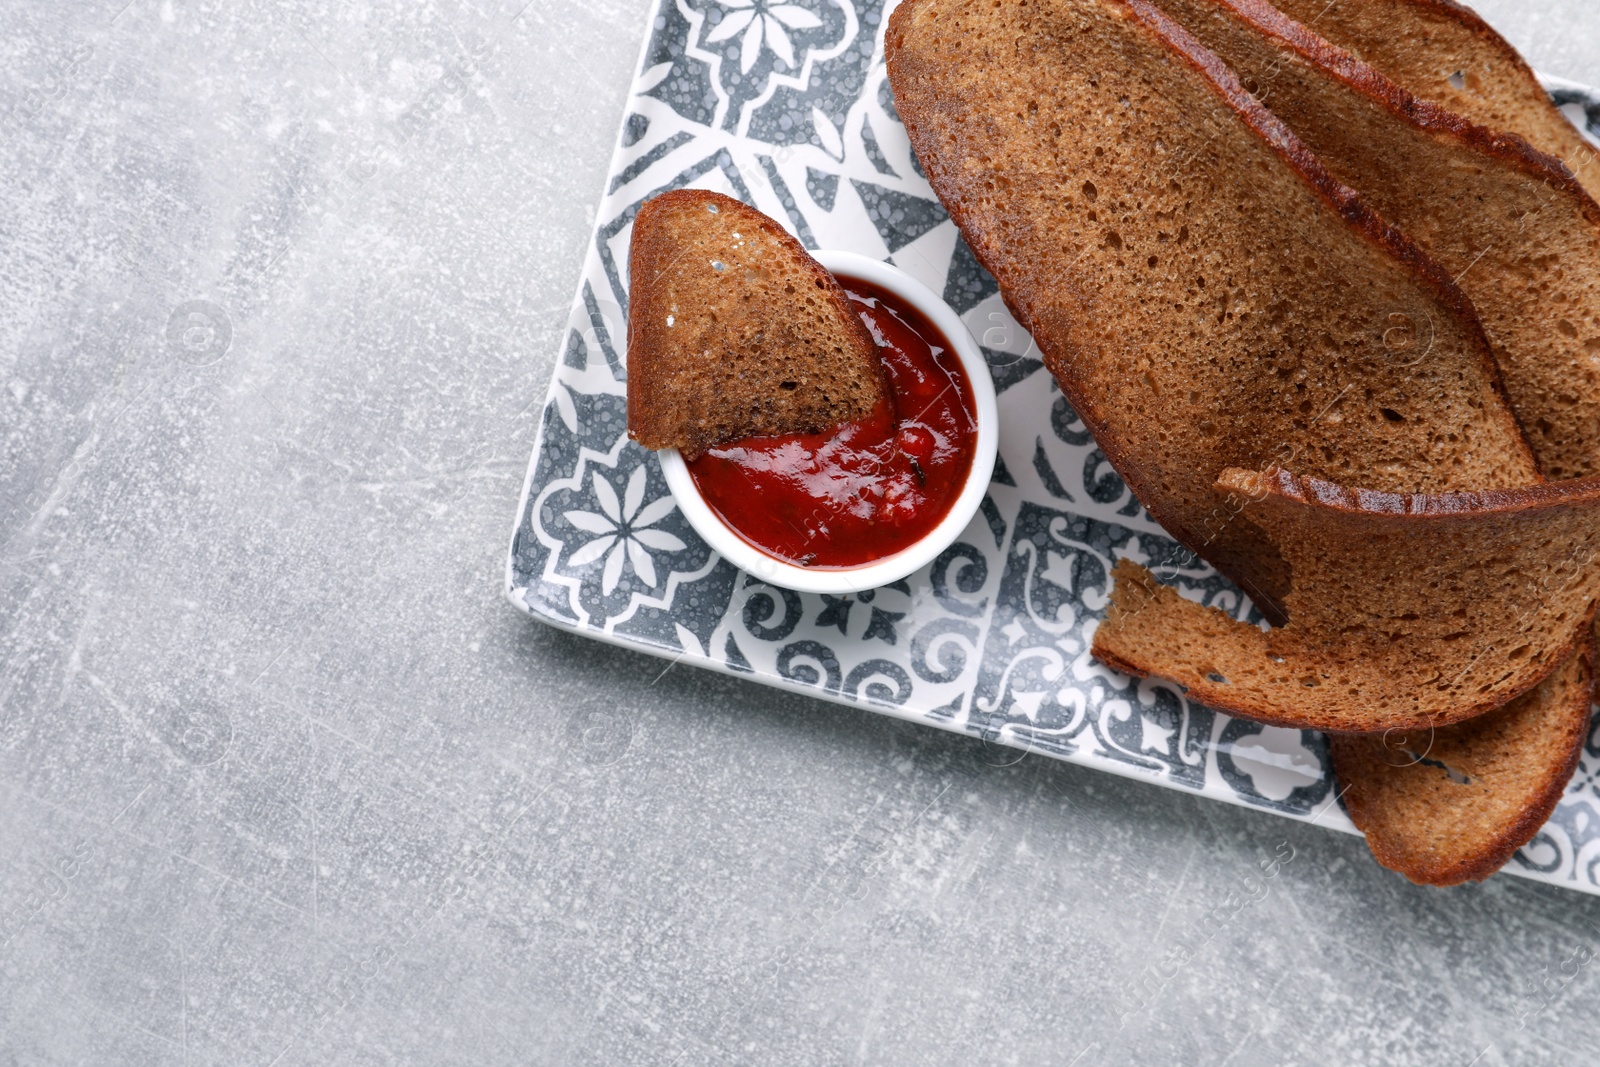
[685,277,978,569]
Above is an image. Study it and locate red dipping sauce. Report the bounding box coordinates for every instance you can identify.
[686,277,977,569]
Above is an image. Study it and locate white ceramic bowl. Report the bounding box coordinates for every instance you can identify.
[658,250,999,595]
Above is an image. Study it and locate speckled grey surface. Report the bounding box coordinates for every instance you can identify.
[4,1,1600,1064]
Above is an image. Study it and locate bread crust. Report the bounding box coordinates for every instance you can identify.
[1206,0,1599,219]
[1234,465,1600,519]
[1268,0,1600,203]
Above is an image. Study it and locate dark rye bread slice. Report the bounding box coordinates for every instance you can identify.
[1092,468,1600,733]
[1153,0,1600,480]
[1330,636,1593,886]
[885,0,1537,622]
[626,190,885,459]
[1267,0,1600,205]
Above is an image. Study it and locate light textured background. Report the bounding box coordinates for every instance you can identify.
[2,1,1599,1064]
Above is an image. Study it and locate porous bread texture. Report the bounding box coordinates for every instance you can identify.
[1267,0,1600,204]
[885,0,1537,621]
[1092,469,1600,733]
[1155,0,1600,480]
[626,190,885,459]
[1331,637,1594,886]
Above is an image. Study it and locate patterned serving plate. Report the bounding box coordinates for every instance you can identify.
[506,0,1600,893]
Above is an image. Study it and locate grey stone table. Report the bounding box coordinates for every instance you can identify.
[3,1,1600,1064]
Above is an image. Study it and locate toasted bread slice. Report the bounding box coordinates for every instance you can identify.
[626,190,885,458]
[1092,469,1600,733]
[1330,636,1594,886]
[885,0,1537,622]
[1267,0,1600,204]
[1153,0,1600,480]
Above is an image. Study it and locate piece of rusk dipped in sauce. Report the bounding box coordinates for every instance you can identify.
[687,276,976,569]
[627,190,992,587]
